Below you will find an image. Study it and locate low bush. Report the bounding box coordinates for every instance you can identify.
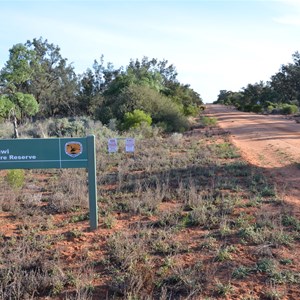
[267,105,275,113]
[200,116,217,127]
[5,169,25,189]
[252,104,263,113]
[183,104,200,116]
[121,109,152,130]
[243,104,252,112]
[281,104,298,115]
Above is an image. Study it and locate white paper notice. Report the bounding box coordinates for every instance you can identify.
[125,138,135,152]
[108,138,118,153]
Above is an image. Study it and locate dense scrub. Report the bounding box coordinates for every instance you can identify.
[0,38,203,136]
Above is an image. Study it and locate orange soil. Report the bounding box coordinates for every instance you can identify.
[206,104,300,218]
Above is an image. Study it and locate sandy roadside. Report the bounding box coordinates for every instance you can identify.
[205,104,300,216]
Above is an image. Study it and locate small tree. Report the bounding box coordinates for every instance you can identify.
[0,92,39,138]
[0,42,39,137]
[0,96,14,119]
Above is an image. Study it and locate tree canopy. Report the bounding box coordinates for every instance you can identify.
[0,37,202,133]
[1,38,78,118]
[214,51,300,115]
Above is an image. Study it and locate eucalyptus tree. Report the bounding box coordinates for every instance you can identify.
[214,90,243,107]
[0,93,38,137]
[1,37,78,118]
[0,43,39,137]
[271,51,300,104]
[24,38,78,116]
[0,43,36,93]
[77,55,120,116]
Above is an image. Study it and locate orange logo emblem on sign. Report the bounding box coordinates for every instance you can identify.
[65,142,83,158]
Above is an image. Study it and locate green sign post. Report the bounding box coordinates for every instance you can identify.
[0,135,98,230]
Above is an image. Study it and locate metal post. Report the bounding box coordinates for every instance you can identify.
[87,135,98,230]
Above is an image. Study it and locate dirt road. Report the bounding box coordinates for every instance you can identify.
[205,104,300,215]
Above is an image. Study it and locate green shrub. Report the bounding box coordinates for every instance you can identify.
[155,109,189,132]
[264,101,274,107]
[100,84,190,133]
[243,104,252,112]
[252,104,262,113]
[281,104,298,115]
[47,117,90,137]
[267,105,275,113]
[5,169,25,188]
[200,116,217,127]
[150,96,190,132]
[184,104,200,116]
[122,109,152,130]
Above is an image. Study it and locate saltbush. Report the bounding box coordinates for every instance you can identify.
[47,117,100,137]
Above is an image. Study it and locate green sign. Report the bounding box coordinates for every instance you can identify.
[0,136,98,230]
[0,137,89,169]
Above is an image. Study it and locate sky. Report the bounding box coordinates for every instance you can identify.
[0,0,299,103]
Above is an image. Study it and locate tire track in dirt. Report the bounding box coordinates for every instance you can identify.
[205,104,300,216]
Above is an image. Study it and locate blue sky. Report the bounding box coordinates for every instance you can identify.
[0,0,299,103]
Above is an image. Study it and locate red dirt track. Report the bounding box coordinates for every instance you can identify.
[206,104,300,216]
